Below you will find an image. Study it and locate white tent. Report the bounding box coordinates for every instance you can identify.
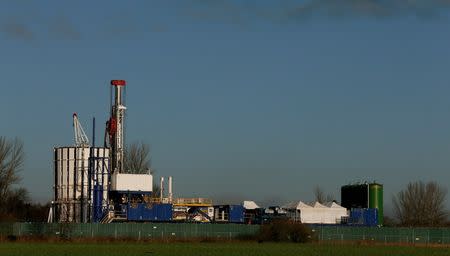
[310,202,327,208]
[282,201,312,210]
[242,200,260,210]
[282,201,348,224]
[324,202,348,224]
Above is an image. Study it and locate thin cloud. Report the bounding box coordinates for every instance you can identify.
[48,16,81,40]
[182,0,450,25]
[1,21,34,41]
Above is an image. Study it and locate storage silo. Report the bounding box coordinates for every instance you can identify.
[53,147,110,223]
[341,182,384,226]
[341,184,369,209]
[369,183,383,226]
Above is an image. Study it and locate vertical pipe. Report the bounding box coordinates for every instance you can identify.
[367,183,370,209]
[107,148,111,214]
[81,148,85,223]
[168,176,173,203]
[88,148,92,222]
[92,117,96,148]
[160,177,164,201]
[54,148,58,222]
[116,85,124,173]
[100,148,106,221]
[74,148,78,222]
[95,149,100,222]
[66,148,70,222]
[92,148,97,222]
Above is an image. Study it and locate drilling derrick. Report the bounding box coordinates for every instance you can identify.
[106,80,126,173]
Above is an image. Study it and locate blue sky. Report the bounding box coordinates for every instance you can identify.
[1,1,450,213]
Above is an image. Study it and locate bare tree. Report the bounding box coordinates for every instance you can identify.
[314,185,335,204]
[123,141,162,198]
[314,186,326,203]
[152,185,161,199]
[123,141,154,174]
[393,181,448,227]
[0,137,27,219]
[0,137,25,200]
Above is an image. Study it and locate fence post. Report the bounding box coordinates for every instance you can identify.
[321,225,323,242]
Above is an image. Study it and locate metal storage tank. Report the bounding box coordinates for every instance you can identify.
[341,184,369,209]
[369,183,383,226]
[53,147,110,223]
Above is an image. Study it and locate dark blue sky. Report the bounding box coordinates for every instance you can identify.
[1,1,450,212]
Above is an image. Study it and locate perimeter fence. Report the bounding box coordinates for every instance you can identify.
[314,226,450,245]
[2,223,450,244]
[0,222,259,240]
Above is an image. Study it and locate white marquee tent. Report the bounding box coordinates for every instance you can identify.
[282,201,348,224]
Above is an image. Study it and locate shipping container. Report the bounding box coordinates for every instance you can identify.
[348,208,378,226]
[126,203,173,222]
[214,205,245,223]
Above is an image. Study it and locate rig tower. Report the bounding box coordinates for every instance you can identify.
[106,79,127,173]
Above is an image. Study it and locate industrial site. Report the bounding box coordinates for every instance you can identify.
[48,80,384,227]
[2,1,450,255]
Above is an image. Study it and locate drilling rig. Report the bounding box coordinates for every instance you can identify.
[105,79,127,174]
[52,79,171,224]
[103,80,160,223]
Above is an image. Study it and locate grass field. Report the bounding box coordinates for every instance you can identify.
[0,242,449,256]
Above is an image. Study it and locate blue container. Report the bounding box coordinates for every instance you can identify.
[127,203,172,222]
[363,208,378,226]
[349,208,378,226]
[229,205,245,223]
[349,208,363,225]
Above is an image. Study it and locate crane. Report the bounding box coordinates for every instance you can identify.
[73,113,90,147]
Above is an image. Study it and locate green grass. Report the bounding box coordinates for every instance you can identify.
[0,242,448,256]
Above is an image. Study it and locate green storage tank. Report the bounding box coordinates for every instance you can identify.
[368,183,383,226]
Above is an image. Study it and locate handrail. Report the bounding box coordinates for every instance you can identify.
[173,198,212,205]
